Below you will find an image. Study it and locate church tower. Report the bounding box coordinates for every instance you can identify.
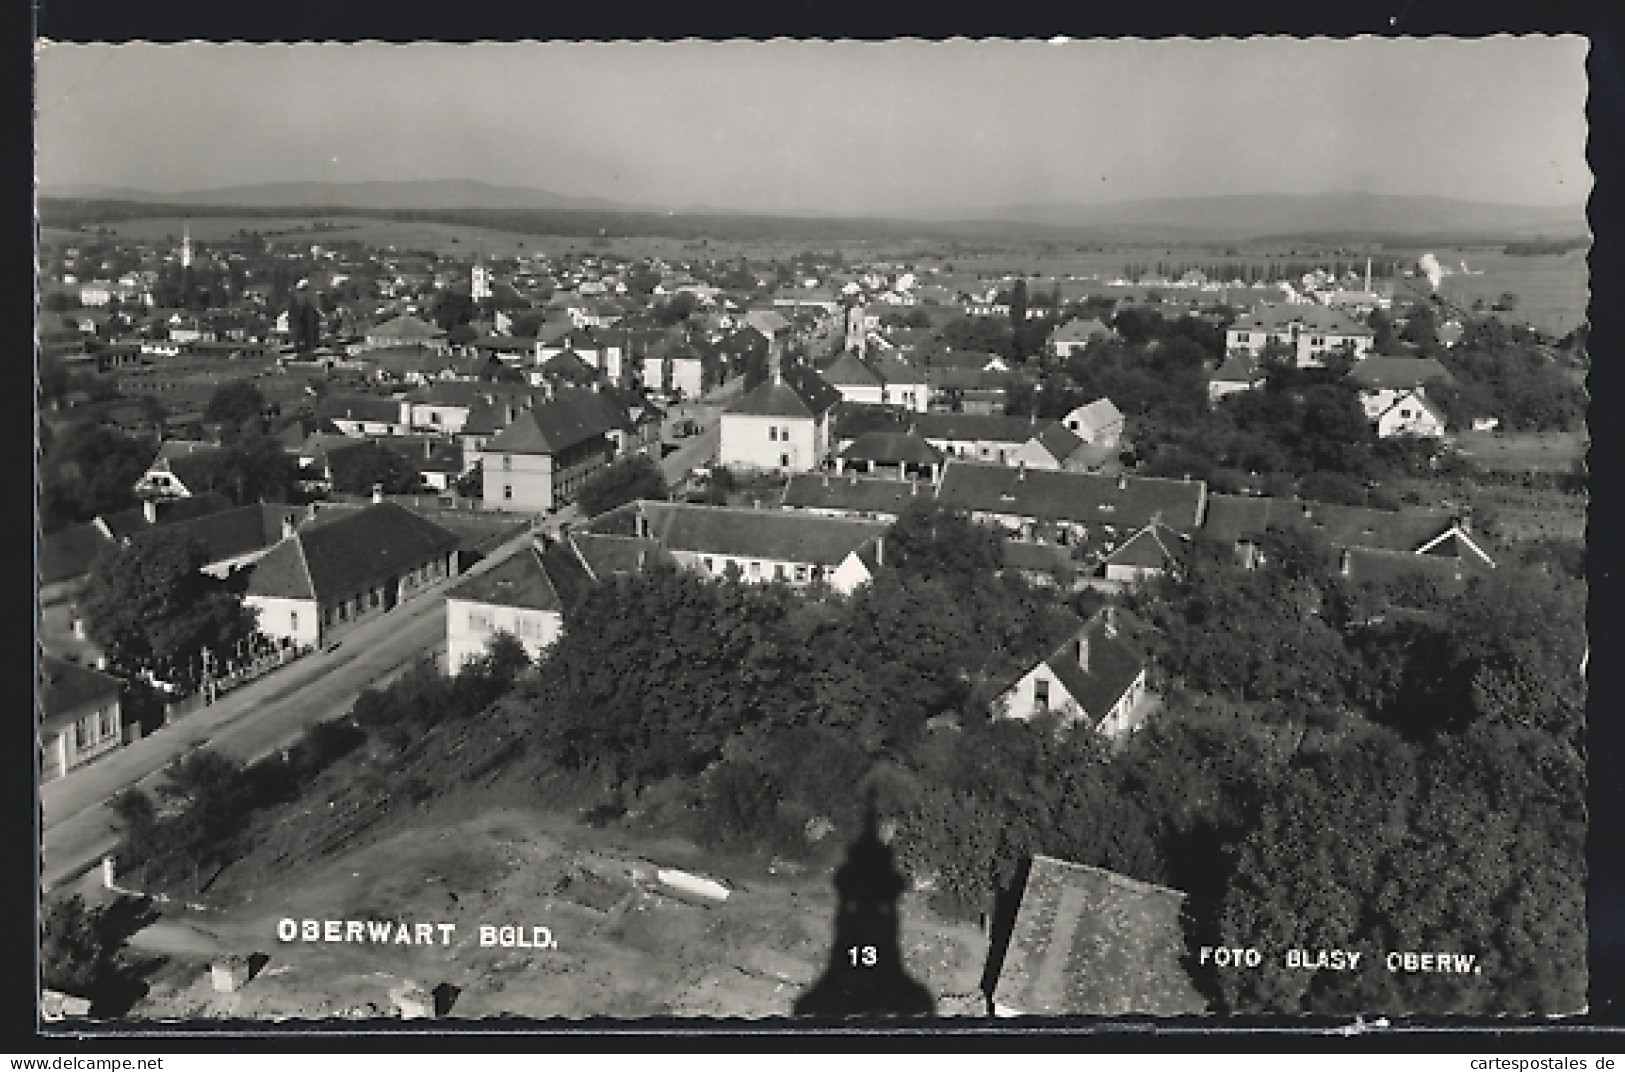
[471,246,492,301]
[181,221,193,269]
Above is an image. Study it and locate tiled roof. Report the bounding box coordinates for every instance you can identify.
[999,539,1082,577]
[1065,398,1124,438]
[604,501,887,567]
[1033,423,1085,463]
[911,413,1049,445]
[1201,494,1476,558]
[1052,317,1112,343]
[1104,521,1189,570]
[1349,355,1455,391]
[245,503,459,602]
[1341,544,1489,588]
[725,365,842,418]
[315,396,406,424]
[483,390,621,454]
[821,351,885,387]
[781,472,928,516]
[367,314,446,341]
[566,531,672,580]
[937,462,1206,531]
[991,855,1208,1017]
[164,503,303,565]
[1039,613,1145,726]
[839,432,943,466]
[744,309,791,336]
[1211,353,1263,383]
[445,544,563,613]
[1229,303,1373,336]
[39,655,122,732]
[98,492,236,541]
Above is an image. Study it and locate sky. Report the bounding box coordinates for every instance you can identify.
[34,37,1591,214]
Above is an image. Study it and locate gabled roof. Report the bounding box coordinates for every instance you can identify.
[1051,316,1112,343]
[743,309,791,336]
[937,462,1207,531]
[991,855,1207,1017]
[366,314,446,341]
[1032,612,1146,727]
[725,365,842,418]
[163,503,303,565]
[1032,423,1085,463]
[1342,544,1490,588]
[1064,398,1124,438]
[1228,303,1373,336]
[245,503,460,602]
[1377,391,1447,427]
[1104,520,1189,571]
[999,539,1083,578]
[1211,353,1263,384]
[98,492,236,541]
[39,655,123,730]
[1348,354,1455,391]
[483,391,620,454]
[445,544,563,613]
[781,472,928,516]
[821,351,885,387]
[839,432,943,467]
[602,501,887,567]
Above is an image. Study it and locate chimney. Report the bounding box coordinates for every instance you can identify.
[910,478,919,496]
[1102,605,1118,638]
[1457,507,1472,535]
[769,349,783,386]
[1339,548,1353,577]
[282,514,297,539]
[372,482,384,504]
[1117,473,1128,491]
[1016,461,1026,482]
[142,498,158,524]
[1075,635,1090,674]
[875,535,884,567]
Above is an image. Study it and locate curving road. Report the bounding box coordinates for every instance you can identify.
[40,527,538,893]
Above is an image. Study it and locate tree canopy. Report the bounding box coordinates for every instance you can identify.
[576,454,669,518]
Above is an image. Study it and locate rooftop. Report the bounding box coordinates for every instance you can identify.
[445,544,563,613]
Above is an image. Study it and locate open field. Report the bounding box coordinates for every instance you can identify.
[1451,430,1588,473]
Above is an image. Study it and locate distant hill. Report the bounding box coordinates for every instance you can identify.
[37,181,1590,243]
[39,178,655,215]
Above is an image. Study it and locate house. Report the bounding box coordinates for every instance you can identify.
[820,351,930,412]
[935,462,1208,548]
[718,360,842,473]
[989,855,1208,1017]
[992,608,1150,740]
[1225,304,1375,367]
[134,442,228,500]
[1058,398,1125,450]
[640,337,717,400]
[1208,352,1266,403]
[743,309,793,356]
[244,502,462,650]
[591,500,888,595]
[1049,316,1112,357]
[478,390,620,513]
[1348,355,1455,421]
[363,314,448,352]
[365,345,462,385]
[1101,520,1189,583]
[1201,493,1495,580]
[539,529,674,610]
[1374,390,1448,439]
[444,542,565,671]
[316,395,411,437]
[910,413,1092,471]
[39,654,125,782]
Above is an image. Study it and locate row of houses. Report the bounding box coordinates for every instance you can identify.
[1210,350,1455,438]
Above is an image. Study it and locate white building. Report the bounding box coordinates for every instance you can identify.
[444,542,563,671]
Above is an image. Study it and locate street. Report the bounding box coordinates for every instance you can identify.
[40,526,538,892]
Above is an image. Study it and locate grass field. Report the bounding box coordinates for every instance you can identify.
[1451,430,1587,473]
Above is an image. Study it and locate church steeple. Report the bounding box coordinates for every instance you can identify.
[181,220,193,269]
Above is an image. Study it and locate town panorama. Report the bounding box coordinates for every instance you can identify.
[35,38,1589,1027]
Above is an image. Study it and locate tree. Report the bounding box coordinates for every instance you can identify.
[576,454,669,519]
[80,534,257,686]
[1008,278,1029,332]
[204,379,267,423]
[41,895,119,996]
[884,499,1003,584]
[40,424,155,532]
[328,442,423,496]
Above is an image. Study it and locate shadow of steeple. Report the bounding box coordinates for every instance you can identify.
[793,800,936,1017]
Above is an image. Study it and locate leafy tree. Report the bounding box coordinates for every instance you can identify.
[41,895,120,996]
[884,499,1003,584]
[80,534,257,686]
[39,423,155,532]
[328,441,423,495]
[576,454,669,519]
[431,290,476,332]
[1008,278,1029,331]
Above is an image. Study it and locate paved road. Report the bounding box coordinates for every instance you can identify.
[40,527,538,892]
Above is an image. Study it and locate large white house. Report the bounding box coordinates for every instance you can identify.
[444,542,565,671]
[1225,304,1375,367]
[718,362,842,473]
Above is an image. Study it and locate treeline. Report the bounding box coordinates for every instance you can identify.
[1504,239,1589,256]
[1118,259,1403,283]
[503,500,1584,1014]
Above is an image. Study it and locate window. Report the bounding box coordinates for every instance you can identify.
[75,718,93,749]
[99,709,116,737]
[338,602,348,621]
[431,412,442,424]
[502,454,513,471]
[748,561,761,578]
[469,610,491,632]
[774,563,787,580]
[769,426,778,442]
[794,564,809,583]
[290,611,299,631]
[780,453,790,468]
[1034,678,1050,707]
[1400,408,1412,418]
[370,589,380,608]
[703,557,714,572]
[503,485,513,501]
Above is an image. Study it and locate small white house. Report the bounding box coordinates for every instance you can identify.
[1375,390,1448,439]
[993,608,1149,741]
[444,543,564,672]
